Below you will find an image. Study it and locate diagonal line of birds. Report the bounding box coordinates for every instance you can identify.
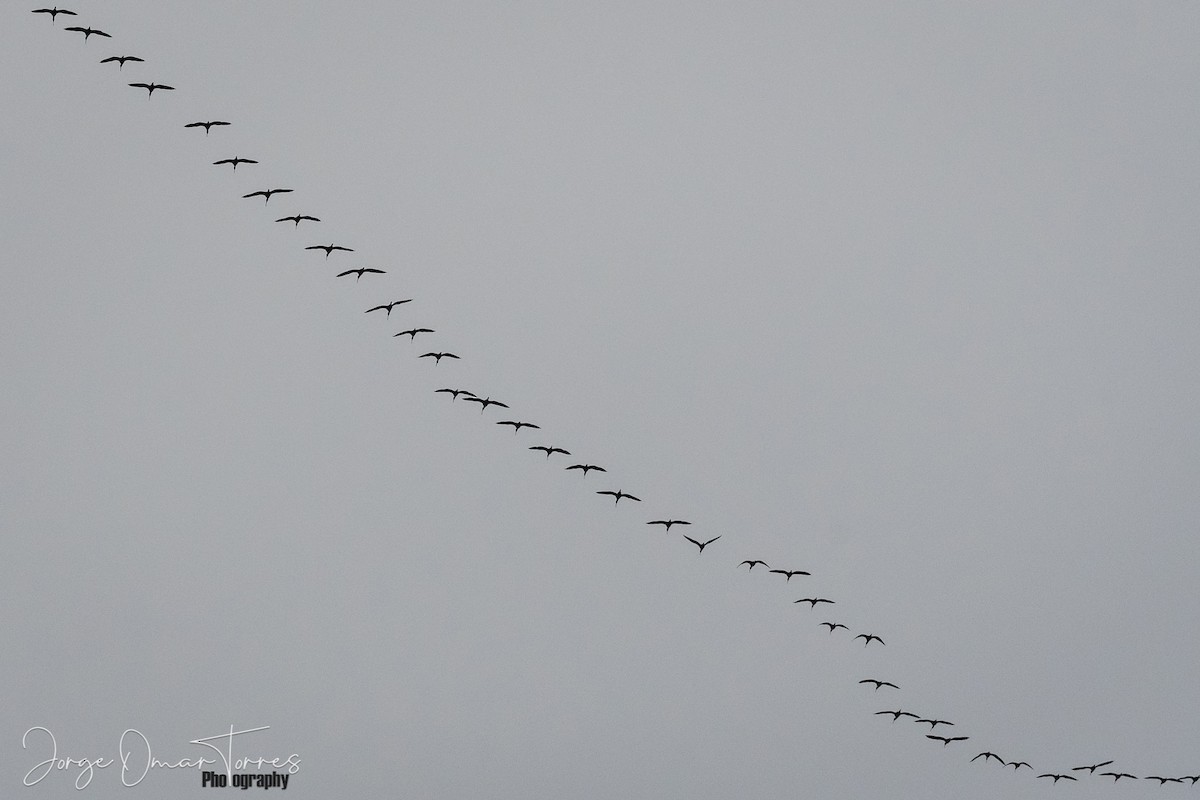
[26,5,1199,790]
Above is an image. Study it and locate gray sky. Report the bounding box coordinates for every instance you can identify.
[3,2,1199,797]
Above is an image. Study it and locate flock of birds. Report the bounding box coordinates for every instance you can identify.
[28,5,1199,791]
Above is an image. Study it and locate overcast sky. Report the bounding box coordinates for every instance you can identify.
[3,2,1200,798]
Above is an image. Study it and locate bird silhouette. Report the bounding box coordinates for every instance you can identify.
[597,490,640,505]
[243,188,293,203]
[683,535,720,553]
[1145,777,1183,785]
[1072,761,1113,774]
[496,420,539,433]
[858,679,899,691]
[213,157,257,170]
[420,352,459,364]
[927,735,969,746]
[915,718,954,729]
[128,81,174,97]
[854,633,885,647]
[275,214,320,226]
[32,7,77,23]
[1098,772,1137,781]
[529,446,570,458]
[565,464,605,476]
[100,55,143,69]
[464,396,508,414]
[393,328,434,340]
[185,120,231,134]
[434,388,475,402]
[1037,774,1077,784]
[769,569,811,581]
[972,752,1005,765]
[875,710,919,722]
[64,25,110,40]
[739,560,769,570]
[647,520,690,532]
[365,300,411,317]
[337,268,385,282]
[306,243,353,258]
[794,598,834,607]
[1007,761,1032,770]
[820,622,848,633]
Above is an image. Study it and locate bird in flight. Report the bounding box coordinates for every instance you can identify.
[32,7,77,23]
[819,622,848,633]
[435,388,475,402]
[185,120,231,135]
[927,735,969,747]
[1071,761,1113,774]
[213,157,257,170]
[738,560,769,571]
[393,328,434,340]
[769,569,810,581]
[875,710,918,722]
[683,535,720,553]
[128,81,174,97]
[914,718,954,729]
[971,752,1005,765]
[100,55,143,69]
[337,268,385,282]
[365,300,412,317]
[420,352,460,364]
[64,25,110,40]
[529,446,570,458]
[597,490,640,505]
[1007,761,1032,770]
[647,520,690,532]
[565,464,605,476]
[306,243,354,258]
[1144,776,1183,785]
[854,633,885,647]
[243,188,293,203]
[794,597,834,607]
[1037,774,1077,784]
[276,214,320,227]
[464,396,508,414]
[858,679,898,691]
[1098,772,1137,781]
[496,420,539,433]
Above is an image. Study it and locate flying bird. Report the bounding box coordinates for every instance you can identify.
[464,396,508,414]
[100,55,143,69]
[365,300,412,317]
[419,352,460,364]
[1144,776,1183,785]
[64,25,110,40]
[435,388,475,402]
[496,420,539,433]
[393,328,434,340]
[794,598,834,607]
[1072,761,1114,774]
[854,633,885,647]
[306,243,353,258]
[769,569,810,581]
[565,464,605,476]
[858,679,899,691]
[875,710,919,722]
[597,490,640,505]
[739,560,769,571]
[128,82,174,97]
[213,157,257,170]
[243,188,293,203]
[683,535,720,553]
[529,446,570,458]
[275,214,320,226]
[32,7,77,23]
[185,120,231,134]
[1098,773,1137,781]
[972,752,1005,765]
[915,718,954,729]
[1037,774,1077,784]
[647,520,690,532]
[819,622,848,633]
[1007,762,1033,770]
[927,735,969,747]
[336,268,385,282]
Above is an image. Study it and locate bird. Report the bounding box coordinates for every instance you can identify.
[1007,762,1033,770]
[213,157,257,170]
[769,569,810,581]
[683,535,720,553]
[819,622,849,633]
[128,82,174,97]
[1037,774,1077,784]
[419,352,459,364]
[464,396,508,414]
[854,633,885,647]
[875,710,919,722]
[1071,761,1113,774]
[275,214,320,226]
[365,300,412,317]
[1145,776,1183,785]
[435,388,475,402]
[739,560,769,571]
[927,735,969,746]
[100,55,143,69]
[1098,772,1137,781]
[243,188,293,203]
[647,520,690,532]
[597,490,640,505]
[336,268,386,282]
[32,7,77,23]
[972,752,1005,765]
[393,328,434,340]
[564,464,605,476]
[794,598,834,607]
[529,446,570,458]
[914,718,954,729]
[858,679,899,691]
[185,120,231,135]
[64,25,110,40]
[306,243,353,258]
[496,420,539,433]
